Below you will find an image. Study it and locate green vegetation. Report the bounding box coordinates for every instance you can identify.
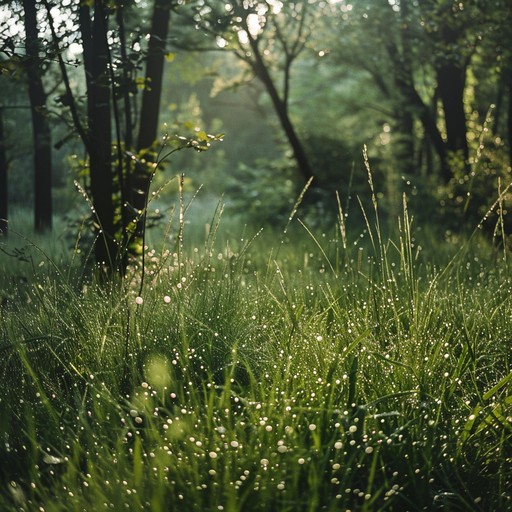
[1,1,511,510]
[1,184,510,511]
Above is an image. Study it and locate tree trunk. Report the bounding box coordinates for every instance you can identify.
[81,0,117,270]
[115,1,134,269]
[247,34,314,183]
[393,0,416,176]
[385,12,446,182]
[436,61,469,177]
[137,0,171,152]
[23,0,52,232]
[393,73,450,182]
[508,69,512,168]
[0,108,7,237]
[132,0,172,244]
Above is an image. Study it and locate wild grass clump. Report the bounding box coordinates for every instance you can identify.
[0,187,510,511]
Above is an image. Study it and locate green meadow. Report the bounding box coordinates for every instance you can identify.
[0,191,510,512]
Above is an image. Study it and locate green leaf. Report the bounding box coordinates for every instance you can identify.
[483,371,512,401]
[196,130,209,142]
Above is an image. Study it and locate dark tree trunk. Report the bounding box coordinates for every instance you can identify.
[117,4,134,152]
[132,0,172,243]
[436,61,469,176]
[508,70,512,168]
[385,9,447,182]
[394,0,415,176]
[81,0,117,270]
[23,0,52,232]
[247,34,314,183]
[394,75,450,182]
[0,108,7,237]
[137,0,171,152]
[115,1,134,269]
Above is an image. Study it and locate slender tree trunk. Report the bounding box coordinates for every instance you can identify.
[246,34,314,183]
[23,0,52,232]
[385,8,438,181]
[115,1,134,269]
[436,61,469,175]
[130,0,171,246]
[137,0,171,152]
[391,1,415,176]
[508,70,512,168]
[117,4,134,152]
[395,78,450,182]
[0,108,7,237]
[81,1,117,270]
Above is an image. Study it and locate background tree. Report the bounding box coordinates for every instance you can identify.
[476,1,512,167]
[346,1,507,183]
[0,107,7,237]
[23,0,53,232]
[137,0,173,152]
[175,0,326,184]
[132,0,173,243]
[79,0,118,269]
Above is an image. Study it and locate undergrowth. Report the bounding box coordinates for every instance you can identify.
[0,186,510,511]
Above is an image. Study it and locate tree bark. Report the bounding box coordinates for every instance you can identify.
[247,34,314,183]
[386,40,450,182]
[436,61,469,176]
[0,108,7,237]
[114,1,133,268]
[508,69,512,168]
[23,0,52,232]
[137,0,171,152]
[384,13,453,183]
[81,0,117,270]
[394,0,415,176]
[129,0,172,248]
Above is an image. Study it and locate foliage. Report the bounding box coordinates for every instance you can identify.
[2,0,511,247]
[437,124,512,242]
[225,157,297,225]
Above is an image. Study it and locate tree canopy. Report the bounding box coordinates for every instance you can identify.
[0,0,511,269]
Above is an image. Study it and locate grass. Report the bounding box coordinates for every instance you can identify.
[0,192,511,511]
